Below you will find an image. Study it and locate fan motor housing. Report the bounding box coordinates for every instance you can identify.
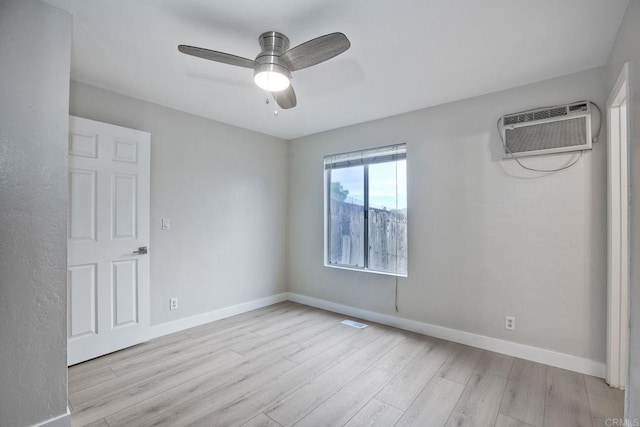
[254,31,292,80]
[258,31,290,54]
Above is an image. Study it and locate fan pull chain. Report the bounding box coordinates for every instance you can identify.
[267,96,279,116]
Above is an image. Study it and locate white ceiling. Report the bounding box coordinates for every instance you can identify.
[44,0,628,140]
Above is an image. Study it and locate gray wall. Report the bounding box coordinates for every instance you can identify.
[606,0,640,418]
[70,82,289,326]
[288,67,608,363]
[0,0,71,426]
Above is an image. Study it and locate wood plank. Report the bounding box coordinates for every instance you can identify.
[231,332,302,360]
[544,366,592,427]
[282,324,359,364]
[373,334,428,374]
[68,331,189,375]
[494,414,536,427]
[587,393,625,427]
[71,350,246,426]
[267,311,338,338]
[241,414,282,427]
[190,343,357,426]
[108,327,258,377]
[68,366,117,395]
[184,310,293,344]
[83,419,109,427]
[182,302,287,338]
[584,375,625,427]
[285,313,346,344]
[376,338,456,410]
[396,376,465,427]
[104,354,297,427]
[499,359,546,426]
[71,347,245,408]
[250,307,319,336]
[265,332,407,426]
[295,367,395,426]
[445,371,507,427]
[474,351,514,378]
[69,330,260,407]
[342,319,384,348]
[185,303,288,333]
[437,344,485,385]
[344,399,404,427]
[184,302,302,339]
[584,375,620,396]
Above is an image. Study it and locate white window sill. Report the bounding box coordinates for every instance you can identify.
[324,263,408,278]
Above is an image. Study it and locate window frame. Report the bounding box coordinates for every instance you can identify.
[323,144,407,277]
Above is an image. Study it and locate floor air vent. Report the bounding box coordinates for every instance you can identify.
[341,319,368,329]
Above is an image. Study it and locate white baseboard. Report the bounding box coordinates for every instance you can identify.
[146,290,605,378]
[287,292,606,378]
[33,407,71,427]
[150,293,288,338]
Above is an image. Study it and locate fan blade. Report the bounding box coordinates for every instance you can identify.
[273,85,296,109]
[280,33,350,71]
[178,45,255,69]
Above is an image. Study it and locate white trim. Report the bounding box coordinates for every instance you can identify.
[287,292,605,378]
[324,263,408,278]
[33,407,71,427]
[606,62,631,389]
[149,293,288,338]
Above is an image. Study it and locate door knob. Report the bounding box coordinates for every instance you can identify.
[133,246,148,255]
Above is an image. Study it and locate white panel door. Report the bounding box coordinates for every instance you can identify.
[67,116,150,366]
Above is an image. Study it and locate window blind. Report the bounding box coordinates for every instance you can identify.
[324,143,406,170]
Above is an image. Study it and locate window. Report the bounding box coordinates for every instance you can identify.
[324,144,407,276]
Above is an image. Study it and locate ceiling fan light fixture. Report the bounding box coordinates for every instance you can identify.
[253,63,290,92]
[254,71,290,91]
[178,31,351,109]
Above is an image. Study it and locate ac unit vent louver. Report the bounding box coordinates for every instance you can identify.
[501,102,592,157]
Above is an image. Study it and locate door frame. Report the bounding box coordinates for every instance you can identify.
[606,62,631,389]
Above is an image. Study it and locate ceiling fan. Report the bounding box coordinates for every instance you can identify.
[178,31,350,109]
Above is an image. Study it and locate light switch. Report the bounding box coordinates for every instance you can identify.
[162,218,171,230]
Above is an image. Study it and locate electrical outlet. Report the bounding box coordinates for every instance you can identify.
[170,298,178,310]
[162,218,171,230]
[505,315,516,331]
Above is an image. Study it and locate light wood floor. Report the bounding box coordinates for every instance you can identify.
[69,301,623,427]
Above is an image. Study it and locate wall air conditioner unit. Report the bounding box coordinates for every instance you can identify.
[500,101,592,158]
